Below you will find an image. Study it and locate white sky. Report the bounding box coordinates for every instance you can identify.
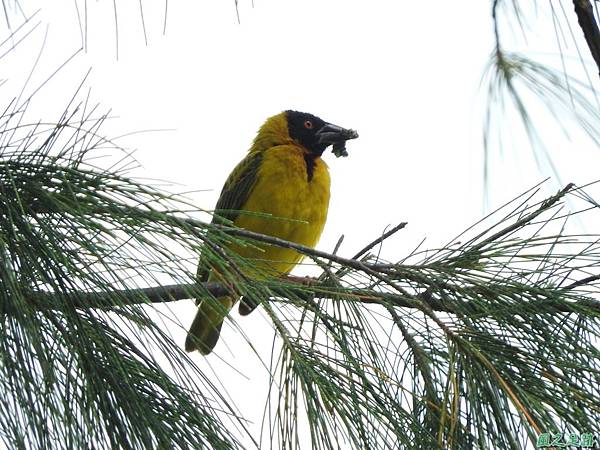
[2,1,600,448]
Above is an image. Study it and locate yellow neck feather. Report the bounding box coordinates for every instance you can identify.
[249,112,295,153]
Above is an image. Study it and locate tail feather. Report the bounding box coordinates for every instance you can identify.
[185,296,234,354]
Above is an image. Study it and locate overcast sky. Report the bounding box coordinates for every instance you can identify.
[3,1,599,447]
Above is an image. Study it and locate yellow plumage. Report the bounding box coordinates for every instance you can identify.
[233,145,330,272]
[185,111,357,354]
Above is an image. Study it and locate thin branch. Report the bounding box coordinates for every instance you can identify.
[28,282,229,308]
[565,273,600,289]
[573,0,600,78]
[467,183,575,255]
[177,185,573,269]
[351,222,407,260]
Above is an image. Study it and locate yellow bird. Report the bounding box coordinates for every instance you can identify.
[185,110,358,354]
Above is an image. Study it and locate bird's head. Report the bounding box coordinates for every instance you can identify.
[251,111,358,158]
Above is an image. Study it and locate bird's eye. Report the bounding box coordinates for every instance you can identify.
[304,120,313,129]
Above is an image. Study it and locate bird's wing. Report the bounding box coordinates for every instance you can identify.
[213,151,263,223]
[197,151,263,282]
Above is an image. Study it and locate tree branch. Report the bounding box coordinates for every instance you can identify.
[26,274,600,316]
[21,182,600,317]
[573,0,600,78]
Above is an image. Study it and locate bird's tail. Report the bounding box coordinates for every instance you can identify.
[185,296,234,354]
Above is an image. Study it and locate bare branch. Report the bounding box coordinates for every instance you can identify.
[573,0,600,78]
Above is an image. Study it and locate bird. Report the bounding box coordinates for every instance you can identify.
[185,110,358,354]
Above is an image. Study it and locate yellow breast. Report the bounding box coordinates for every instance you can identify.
[231,145,330,277]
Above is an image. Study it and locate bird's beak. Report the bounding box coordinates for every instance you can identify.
[316,123,359,158]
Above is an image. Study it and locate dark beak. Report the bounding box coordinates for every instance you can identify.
[316,123,359,157]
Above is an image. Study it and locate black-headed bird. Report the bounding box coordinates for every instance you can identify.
[185,111,358,354]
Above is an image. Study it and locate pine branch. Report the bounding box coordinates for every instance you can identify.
[20,179,600,329]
